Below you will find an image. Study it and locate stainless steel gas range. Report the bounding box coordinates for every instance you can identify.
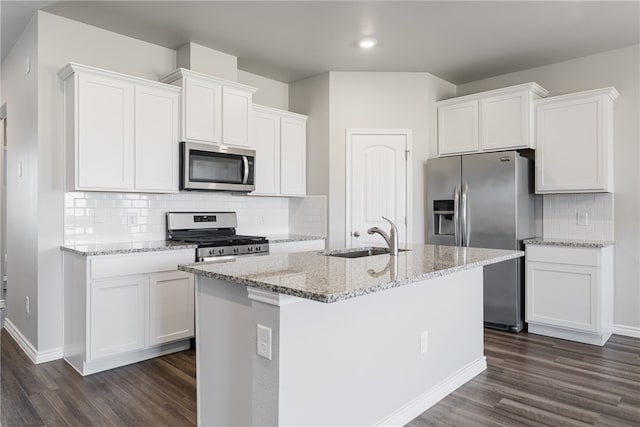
[166,212,269,262]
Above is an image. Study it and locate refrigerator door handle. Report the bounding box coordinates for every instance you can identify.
[461,182,469,247]
[453,184,461,246]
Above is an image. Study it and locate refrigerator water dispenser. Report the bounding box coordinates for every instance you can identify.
[433,200,455,235]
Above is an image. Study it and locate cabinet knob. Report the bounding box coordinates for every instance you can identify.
[353,231,360,237]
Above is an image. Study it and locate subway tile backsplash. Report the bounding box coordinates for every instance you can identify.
[64,192,294,245]
[289,195,327,237]
[542,193,614,241]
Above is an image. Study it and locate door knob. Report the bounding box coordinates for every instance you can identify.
[353,231,360,237]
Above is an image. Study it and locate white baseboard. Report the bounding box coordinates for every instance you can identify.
[3,318,63,364]
[613,324,640,338]
[375,356,487,426]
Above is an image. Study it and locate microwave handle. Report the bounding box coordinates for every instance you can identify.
[242,156,249,184]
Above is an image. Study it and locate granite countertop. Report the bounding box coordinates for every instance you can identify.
[266,234,326,243]
[61,240,197,256]
[179,244,523,303]
[523,238,614,248]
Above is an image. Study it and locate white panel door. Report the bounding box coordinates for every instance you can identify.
[253,110,281,195]
[280,116,307,196]
[437,100,479,156]
[134,85,180,192]
[149,271,194,346]
[348,131,408,248]
[526,261,599,333]
[77,73,134,190]
[480,92,530,151]
[222,87,252,147]
[184,77,222,144]
[90,275,146,360]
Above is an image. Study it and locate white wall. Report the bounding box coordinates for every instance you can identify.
[177,42,238,81]
[1,15,39,346]
[328,72,455,249]
[458,44,640,330]
[238,70,289,110]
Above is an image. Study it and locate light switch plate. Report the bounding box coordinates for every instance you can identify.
[420,330,429,354]
[577,211,589,226]
[257,324,272,360]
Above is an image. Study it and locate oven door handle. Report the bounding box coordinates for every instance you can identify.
[242,156,249,185]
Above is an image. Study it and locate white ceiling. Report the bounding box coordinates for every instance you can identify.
[2,1,639,84]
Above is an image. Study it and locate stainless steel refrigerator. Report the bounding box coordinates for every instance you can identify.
[426,151,536,332]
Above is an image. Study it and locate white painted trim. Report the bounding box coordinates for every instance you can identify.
[247,287,302,306]
[613,324,640,338]
[252,103,307,121]
[437,82,548,107]
[3,318,63,364]
[375,356,487,426]
[0,299,5,309]
[345,129,413,248]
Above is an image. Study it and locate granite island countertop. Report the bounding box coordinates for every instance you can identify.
[61,240,197,256]
[266,234,326,243]
[523,238,614,248]
[179,244,523,303]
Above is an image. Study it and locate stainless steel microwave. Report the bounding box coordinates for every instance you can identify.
[180,142,255,192]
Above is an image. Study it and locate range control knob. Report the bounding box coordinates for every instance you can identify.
[208,248,215,256]
[218,248,224,255]
[248,246,253,252]
[233,247,239,253]
[255,245,261,252]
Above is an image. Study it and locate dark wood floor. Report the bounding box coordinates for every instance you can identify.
[1,329,638,426]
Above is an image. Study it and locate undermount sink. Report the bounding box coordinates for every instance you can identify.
[325,247,410,259]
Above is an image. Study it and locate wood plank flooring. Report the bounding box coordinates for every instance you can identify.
[1,328,638,426]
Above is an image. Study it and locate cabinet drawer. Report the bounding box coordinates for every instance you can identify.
[526,245,600,266]
[90,250,195,279]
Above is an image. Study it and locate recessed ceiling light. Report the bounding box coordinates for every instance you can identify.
[358,37,377,49]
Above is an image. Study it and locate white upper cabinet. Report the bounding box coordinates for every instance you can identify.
[437,83,548,156]
[74,72,135,190]
[251,105,307,197]
[280,116,307,196]
[438,100,479,155]
[135,85,180,192]
[161,69,257,148]
[183,76,222,143]
[253,108,281,195]
[60,63,181,193]
[535,87,618,194]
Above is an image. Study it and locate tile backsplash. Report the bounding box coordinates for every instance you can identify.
[64,192,292,245]
[289,195,327,237]
[543,193,614,241]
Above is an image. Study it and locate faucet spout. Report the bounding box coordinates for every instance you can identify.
[367,216,399,255]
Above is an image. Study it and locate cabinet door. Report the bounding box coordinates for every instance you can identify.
[480,92,531,151]
[134,85,180,192]
[149,271,194,346]
[536,94,611,193]
[253,110,281,195]
[77,73,134,190]
[280,117,307,196]
[438,100,479,156]
[184,77,222,144]
[526,261,599,333]
[90,276,146,360]
[222,87,252,147]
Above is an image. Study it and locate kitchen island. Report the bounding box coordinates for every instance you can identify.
[179,244,522,426]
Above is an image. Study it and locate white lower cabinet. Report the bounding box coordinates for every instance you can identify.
[525,244,613,346]
[63,249,195,375]
[90,276,146,360]
[149,271,195,346]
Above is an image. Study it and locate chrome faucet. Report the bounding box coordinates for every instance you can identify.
[367,216,399,256]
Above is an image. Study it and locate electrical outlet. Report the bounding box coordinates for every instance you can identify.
[25,296,29,314]
[127,213,137,226]
[258,215,265,224]
[577,211,589,226]
[420,330,429,354]
[257,324,272,360]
